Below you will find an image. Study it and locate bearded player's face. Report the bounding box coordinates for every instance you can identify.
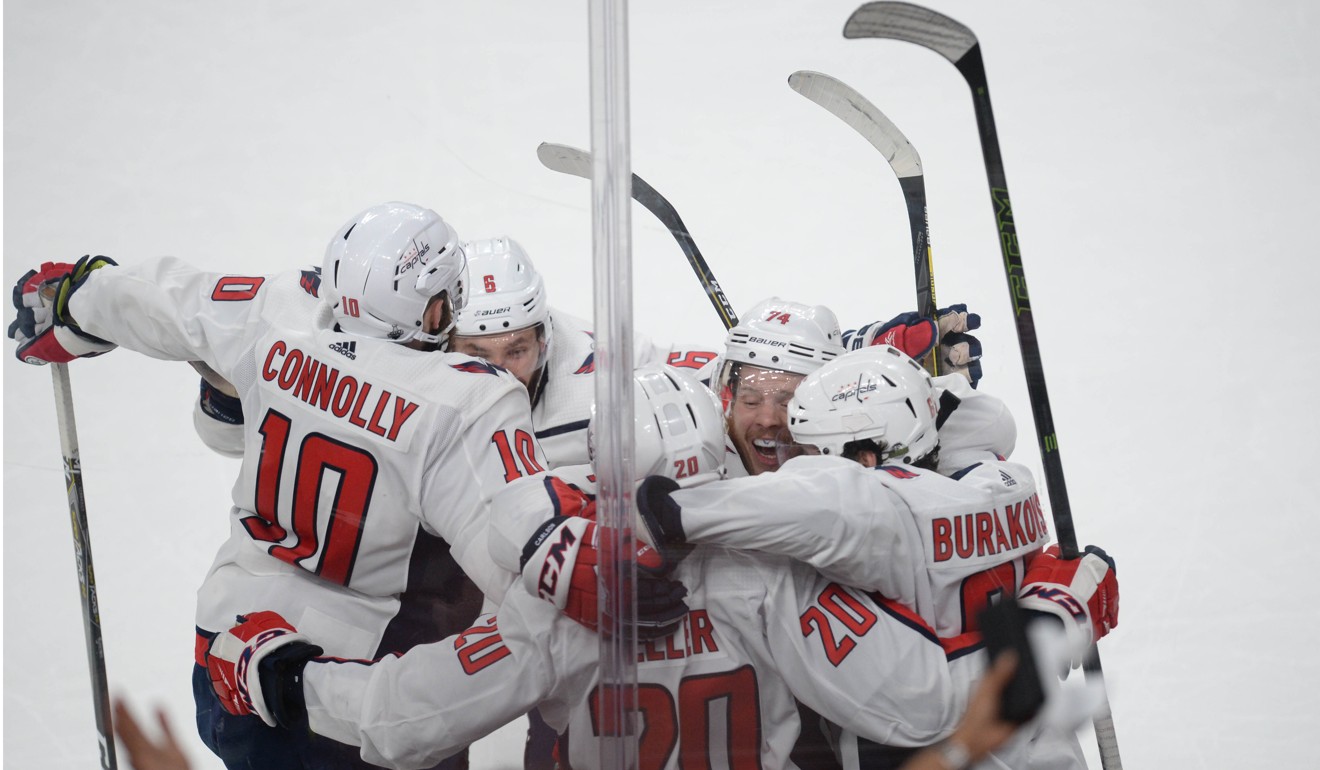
[725,366,804,475]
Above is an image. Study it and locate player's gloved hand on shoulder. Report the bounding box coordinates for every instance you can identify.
[205,610,323,728]
[843,304,983,388]
[1017,544,1118,669]
[635,476,692,564]
[520,516,688,640]
[9,256,118,365]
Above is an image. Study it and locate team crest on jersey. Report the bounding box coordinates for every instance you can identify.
[451,360,503,376]
[574,352,595,375]
[299,267,322,298]
[328,340,357,360]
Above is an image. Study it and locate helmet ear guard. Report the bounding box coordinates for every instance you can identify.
[787,345,940,465]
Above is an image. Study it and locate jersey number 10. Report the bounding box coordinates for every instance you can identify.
[244,408,379,586]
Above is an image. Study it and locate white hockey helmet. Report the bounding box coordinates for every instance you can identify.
[722,297,844,375]
[322,202,467,347]
[717,297,845,409]
[455,237,550,335]
[787,345,940,464]
[589,365,728,488]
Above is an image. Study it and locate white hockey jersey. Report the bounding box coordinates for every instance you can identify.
[71,258,540,659]
[670,454,1048,641]
[302,546,987,770]
[665,452,1087,769]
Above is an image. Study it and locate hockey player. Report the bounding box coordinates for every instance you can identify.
[8,201,544,770]
[706,297,995,478]
[448,236,709,468]
[632,346,1117,768]
[199,364,1113,770]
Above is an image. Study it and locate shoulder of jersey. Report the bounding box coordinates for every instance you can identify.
[548,309,599,376]
[946,457,1033,489]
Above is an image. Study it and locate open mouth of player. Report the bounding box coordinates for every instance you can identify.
[752,438,780,467]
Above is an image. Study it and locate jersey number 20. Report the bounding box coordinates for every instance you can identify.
[588,666,760,770]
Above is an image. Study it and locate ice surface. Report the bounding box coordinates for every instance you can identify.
[5,1,1319,767]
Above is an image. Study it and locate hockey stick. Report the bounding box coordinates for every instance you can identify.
[51,363,118,769]
[786,70,940,376]
[843,4,1122,767]
[536,142,739,330]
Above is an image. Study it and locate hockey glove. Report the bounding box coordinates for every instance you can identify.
[936,304,984,389]
[634,476,691,559]
[843,305,983,388]
[520,516,688,640]
[198,377,244,426]
[205,611,323,728]
[1017,544,1118,669]
[9,256,118,365]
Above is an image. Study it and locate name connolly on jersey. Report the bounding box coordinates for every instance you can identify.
[262,340,420,442]
[931,493,1049,563]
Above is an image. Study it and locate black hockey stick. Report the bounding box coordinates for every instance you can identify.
[844,4,1122,767]
[536,142,739,330]
[51,363,118,769]
[786,70,940,375]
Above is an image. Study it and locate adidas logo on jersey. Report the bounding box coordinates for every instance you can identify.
[329,340,357,360]
[1000,470,1017,487]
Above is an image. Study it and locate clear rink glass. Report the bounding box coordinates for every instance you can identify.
[589,0,640,767]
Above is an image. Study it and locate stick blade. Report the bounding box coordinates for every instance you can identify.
[536,142,592,180]
[787,70,922,179]
[844,2,977,64]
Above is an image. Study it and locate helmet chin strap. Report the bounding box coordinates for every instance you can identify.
[407,292,456,351]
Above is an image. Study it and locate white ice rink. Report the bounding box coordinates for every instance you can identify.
[5,1,1319,767]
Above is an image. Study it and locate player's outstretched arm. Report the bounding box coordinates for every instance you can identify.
[9,256,118,364]
[208,595,590,770]
[25,255,274,377]
[652,466,926,601]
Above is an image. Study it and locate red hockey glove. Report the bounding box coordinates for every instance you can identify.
[844,305,984,387]
[845,312,937,360]
[9,256,118,365]
[1018,545,1118,668]
[205,611,322,727]
[520,516,688,639]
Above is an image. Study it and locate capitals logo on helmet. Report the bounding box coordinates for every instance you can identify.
[787,345,939,464]
[321,202,467,348]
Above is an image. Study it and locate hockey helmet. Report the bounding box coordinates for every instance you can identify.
[322,202,467,347]
[589,365,728,488]
[787,345,939,464]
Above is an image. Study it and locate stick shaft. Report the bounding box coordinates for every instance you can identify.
[51,363,118,770]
